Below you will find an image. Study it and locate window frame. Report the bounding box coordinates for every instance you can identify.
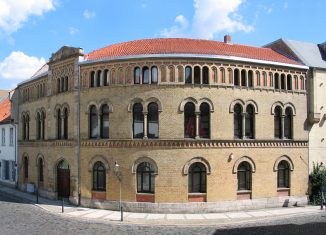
[137,162,155,194]
[92,161,106,191]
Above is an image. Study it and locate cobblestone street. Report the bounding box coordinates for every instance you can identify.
[1,190,326,235]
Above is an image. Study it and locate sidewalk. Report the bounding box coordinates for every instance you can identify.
[0,185,323,225]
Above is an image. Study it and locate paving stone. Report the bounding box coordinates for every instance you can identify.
[203,213,229,220]
[146,214,166,220]
[185,214,205,220]
[226,212,253,219]
[166,214,186,220]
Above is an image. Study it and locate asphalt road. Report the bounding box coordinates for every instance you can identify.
[0,190,326,235]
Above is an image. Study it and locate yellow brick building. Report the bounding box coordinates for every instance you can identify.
[15,37,309,213]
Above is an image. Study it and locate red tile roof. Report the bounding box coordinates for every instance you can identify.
[0,97,11,123]
[85,38,302,66]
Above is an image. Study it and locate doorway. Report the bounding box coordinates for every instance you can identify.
[57,159,70,199]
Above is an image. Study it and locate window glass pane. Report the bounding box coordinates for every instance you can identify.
[194,66,200,84]
[185,66,192,84]
[133,103,144,138]
[284,108,292,139]
[101,105,109,138]
[245,105,254,138]
[134,68,140,84]
[234,104,242,138]
[151,67,158,83]
[184,102,196,138]
[148,103,159,138]
[90,106,98,138]
[202,67,209,84]
[143,67,149,84]
[199,103,210,138]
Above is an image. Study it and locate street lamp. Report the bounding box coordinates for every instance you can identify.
[320,162,325,210]
[114,161,123,221]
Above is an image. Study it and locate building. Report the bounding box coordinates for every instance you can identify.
[16,36,309,213]
[265,39,326,171]
[0,92,17,187]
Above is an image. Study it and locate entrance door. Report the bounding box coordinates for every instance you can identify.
[57,160,70,199]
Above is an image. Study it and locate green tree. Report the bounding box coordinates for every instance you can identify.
[309,162,326,205]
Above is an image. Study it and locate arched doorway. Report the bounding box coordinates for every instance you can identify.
[57,159,70,199]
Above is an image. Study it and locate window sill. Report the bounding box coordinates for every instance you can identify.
[188,193,207,196]
[237,190,252,193]
[277,188,290,191]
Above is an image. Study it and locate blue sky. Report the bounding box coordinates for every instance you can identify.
[0,0,325,89]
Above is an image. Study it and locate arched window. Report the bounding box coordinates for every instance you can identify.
[100,105,109,139]
[41,111,45,140]
[277,160,290,188]
[199,103,210,138]
[188,162,206,193]
[57,79,61,93]
[245,105,254,139]
[36,112,41,140]
[93,161,106,191]
[234,69,240,86]
[263,72,267,87]
[103,69,109,86]
[237,162,251,191]
[274,106,282,139]
[284,107,293,139]
[234,104,243,139]
[274,73,280,89]
[212,67,218,83]
[151,66,158,84]
[39,158,44,183]
[184,102,196,138]
[256,71,260,86]
[194,66,200,84]
[133,103,144,138]
[220,68,226,83]
[300,76,304,90]
[57,109,61,139]
[134,67,141,84]
[185,66,192,84]
[137,162,154,193]
[24,157,28,179]
[61,77,65,92]
[147,103,159,138]
[202,66,209,84]
[64,76,68,91]
[248,70,253,87]
[241,70,246,86]
[281,74,286,90]
[142,67,149,84]
[89,105,98,139]
[63,108,68,139]
[287,75,292,91]
[96,71,101,87]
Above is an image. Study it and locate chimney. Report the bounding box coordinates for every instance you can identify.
[224,35,231,44]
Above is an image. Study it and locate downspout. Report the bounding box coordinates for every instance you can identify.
[77,59,81,206]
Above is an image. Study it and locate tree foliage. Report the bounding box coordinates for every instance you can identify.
[309,162,326,205]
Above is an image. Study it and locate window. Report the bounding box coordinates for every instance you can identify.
[137,162,154,193]
[234,104,243,139]
[287,75,292,91]
[185,66,192,84]
[147,103,159,138]
[57,109,61,139]
[256,71,261,86]
[63,108,68,139]
[237,162,251,191]
[142,67,149,84]
[281,74,286,90]
[96,71,101,87]
[103,69,109,86]
[245,105,254,139]
[100,105,109,139]
[1,128,5,146]
[22,114,30,141]
[241,70,246,86]
[57,79,61,93]
[184,102,196,138]
[202,66,209,84]
[9,128,13,146]
[248,70,253,87]
[284,107,293,139]
[151,66,158,84]
[194,66,200,84]
[134,67,141,84]
[90,71,95,87]
[274,106,282,139]
[89,105,98,139]
[133,103,144,138]
[39,158,44,183]
[199,103,210,138]
[24,157,28,179]
[36,112,41,140]
[234,69,240,86]
[188,162,206,193]
[277,160,290,188]
[64,76,68,91]
[93,161,106,191]
[41,111,45,140]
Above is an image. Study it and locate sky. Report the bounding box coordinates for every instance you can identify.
[0,0,325,90]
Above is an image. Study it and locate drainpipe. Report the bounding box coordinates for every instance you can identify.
[77,58,81,206]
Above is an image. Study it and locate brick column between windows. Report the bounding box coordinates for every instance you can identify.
[195,112,200,139]
[143,112,148,139]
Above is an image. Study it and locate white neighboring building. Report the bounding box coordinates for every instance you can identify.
[266,40,326,171]
[0,93,17,187]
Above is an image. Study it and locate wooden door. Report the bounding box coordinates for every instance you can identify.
[57,168,70,198]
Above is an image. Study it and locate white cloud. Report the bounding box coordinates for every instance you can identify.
[141,3,147,8]
[69,27,79,35]
[83,9,96,19]
[160,0,253,39]
[0,0,55,34]
[0,51,46,81]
